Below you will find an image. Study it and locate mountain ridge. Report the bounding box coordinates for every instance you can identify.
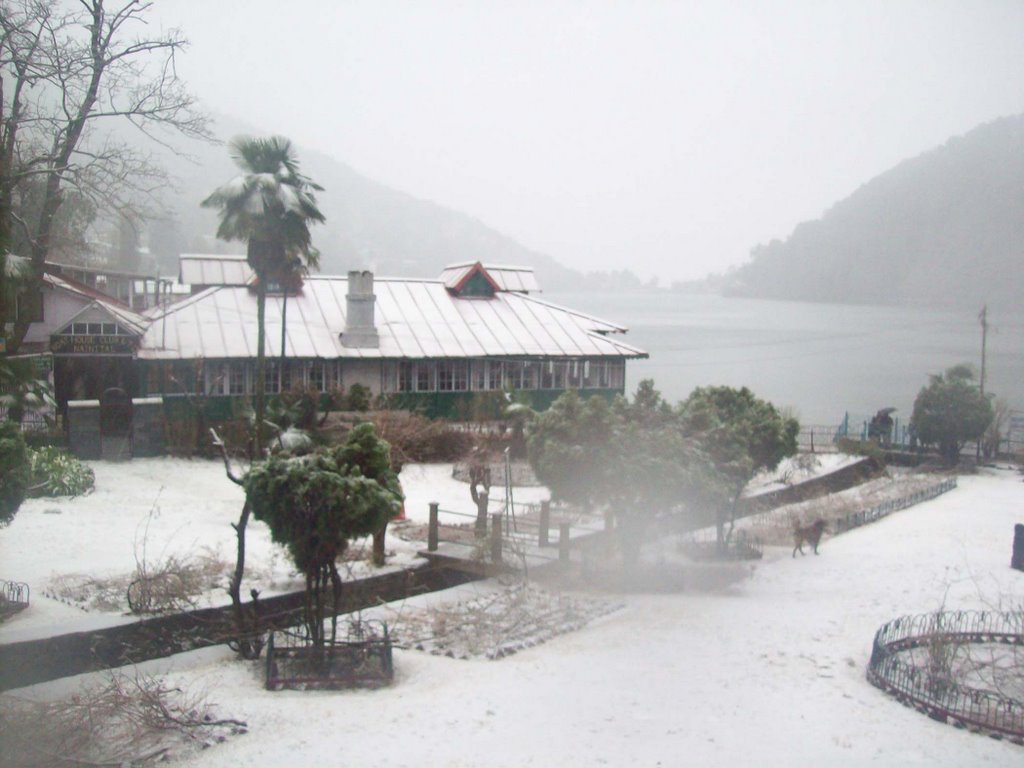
[148,113,585,289]
[723,114,1023,309]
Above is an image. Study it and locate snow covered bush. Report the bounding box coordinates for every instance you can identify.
[243,423,401,647]
[527,381,799,560]
[27,446,95,497]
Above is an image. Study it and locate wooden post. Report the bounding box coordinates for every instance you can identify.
[559,522,571,564]
[475,491,488,538]
[539,500,550,546]
[428,502,439,552]
[490,512,503,563]
[1012,524,1024,571]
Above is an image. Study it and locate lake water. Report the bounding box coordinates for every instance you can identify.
[545,292,1024,428]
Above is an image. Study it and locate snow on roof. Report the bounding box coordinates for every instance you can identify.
[178,254,254,287]
[138,275,646,361]
[440,262,541,293]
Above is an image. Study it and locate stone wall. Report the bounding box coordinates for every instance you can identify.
[65,396,166,459]
[66,399,101,460]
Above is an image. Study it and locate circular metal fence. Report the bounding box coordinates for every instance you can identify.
[867,610,1024,744]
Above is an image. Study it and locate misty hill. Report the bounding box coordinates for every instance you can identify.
[724,115,1024,309]
[144,114,584,289]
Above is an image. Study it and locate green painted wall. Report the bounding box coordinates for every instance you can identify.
[159,387,624,423]
[384,388,623,419]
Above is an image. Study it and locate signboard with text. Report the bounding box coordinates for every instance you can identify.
[50,334,136,356]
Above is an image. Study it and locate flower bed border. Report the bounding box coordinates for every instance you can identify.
[866,610,1024,745]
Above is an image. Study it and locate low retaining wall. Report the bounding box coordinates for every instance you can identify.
[738,456,885,514]
[0,564,475,692]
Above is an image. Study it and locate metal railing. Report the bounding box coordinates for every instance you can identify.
[833,478,957,534]
[424,500,602,571]
[265,619,393,691]
[0,407,55,432]
[797,424,846,453]
[867,610,1024,744]
[0,580,30,620]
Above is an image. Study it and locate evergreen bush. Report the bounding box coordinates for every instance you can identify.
[28,446,95,497]
[0,421,30,525]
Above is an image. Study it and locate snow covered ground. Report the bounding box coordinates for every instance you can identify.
[0,459,551,644]
[3,459,1023,765]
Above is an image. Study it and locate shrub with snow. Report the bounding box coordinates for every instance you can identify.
[28,446,95,497]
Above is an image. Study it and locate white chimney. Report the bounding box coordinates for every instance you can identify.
[341,270,379,348]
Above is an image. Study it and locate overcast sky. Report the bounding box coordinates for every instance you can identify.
[151,0,1024,283]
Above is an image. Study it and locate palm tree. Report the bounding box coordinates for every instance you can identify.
[202,136,324,456]
[202,137,323,659]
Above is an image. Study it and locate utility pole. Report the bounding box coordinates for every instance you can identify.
[978,304,988,397]
[976,305,988,461]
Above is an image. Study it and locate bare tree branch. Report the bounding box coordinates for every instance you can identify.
[210,428,244,486]
[0,0,212,349]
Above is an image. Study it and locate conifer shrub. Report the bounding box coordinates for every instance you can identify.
[0,421,30,526]
[344,383,372,412]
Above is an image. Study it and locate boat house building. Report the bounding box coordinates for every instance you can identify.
[10,258,646,428]
[135,259,646,419]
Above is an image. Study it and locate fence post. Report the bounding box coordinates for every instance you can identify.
[559,522,571,564]
[475,491,488,538]
[1012,524,1024,572]
[490,512,502,563]
[428,502,439,552]
[539,500,550,547]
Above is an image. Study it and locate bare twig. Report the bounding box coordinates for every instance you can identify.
[210,427,244,486]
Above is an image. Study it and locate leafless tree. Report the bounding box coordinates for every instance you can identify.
[0,0,210,350]
[0,668,246,766]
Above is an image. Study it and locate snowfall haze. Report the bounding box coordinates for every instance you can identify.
[147,0,1024,284]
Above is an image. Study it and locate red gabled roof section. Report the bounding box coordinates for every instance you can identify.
[447,261,502,296]
[41,271,149,335]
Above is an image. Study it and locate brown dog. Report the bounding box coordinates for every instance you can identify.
[792,519,827,557]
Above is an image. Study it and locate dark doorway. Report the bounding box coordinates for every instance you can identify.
[54,357,137,414]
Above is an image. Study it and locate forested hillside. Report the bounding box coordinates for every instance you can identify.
[725,115,1023,309]
[140,115,584,289]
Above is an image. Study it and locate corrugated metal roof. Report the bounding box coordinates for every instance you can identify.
[139,276,645,361]
[440,262,541,293]
[488,265,540,293]
[178,254,254,286]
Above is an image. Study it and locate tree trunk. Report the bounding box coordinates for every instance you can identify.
[227,500,260,659]
[619,515,644,569]
[372,523,388,566]
[329,562,343,646]
[254,277,267,456]
[280,290,288,365]
[304,569,318,649]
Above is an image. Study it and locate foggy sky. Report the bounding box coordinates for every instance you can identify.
[150,0,1024,283]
